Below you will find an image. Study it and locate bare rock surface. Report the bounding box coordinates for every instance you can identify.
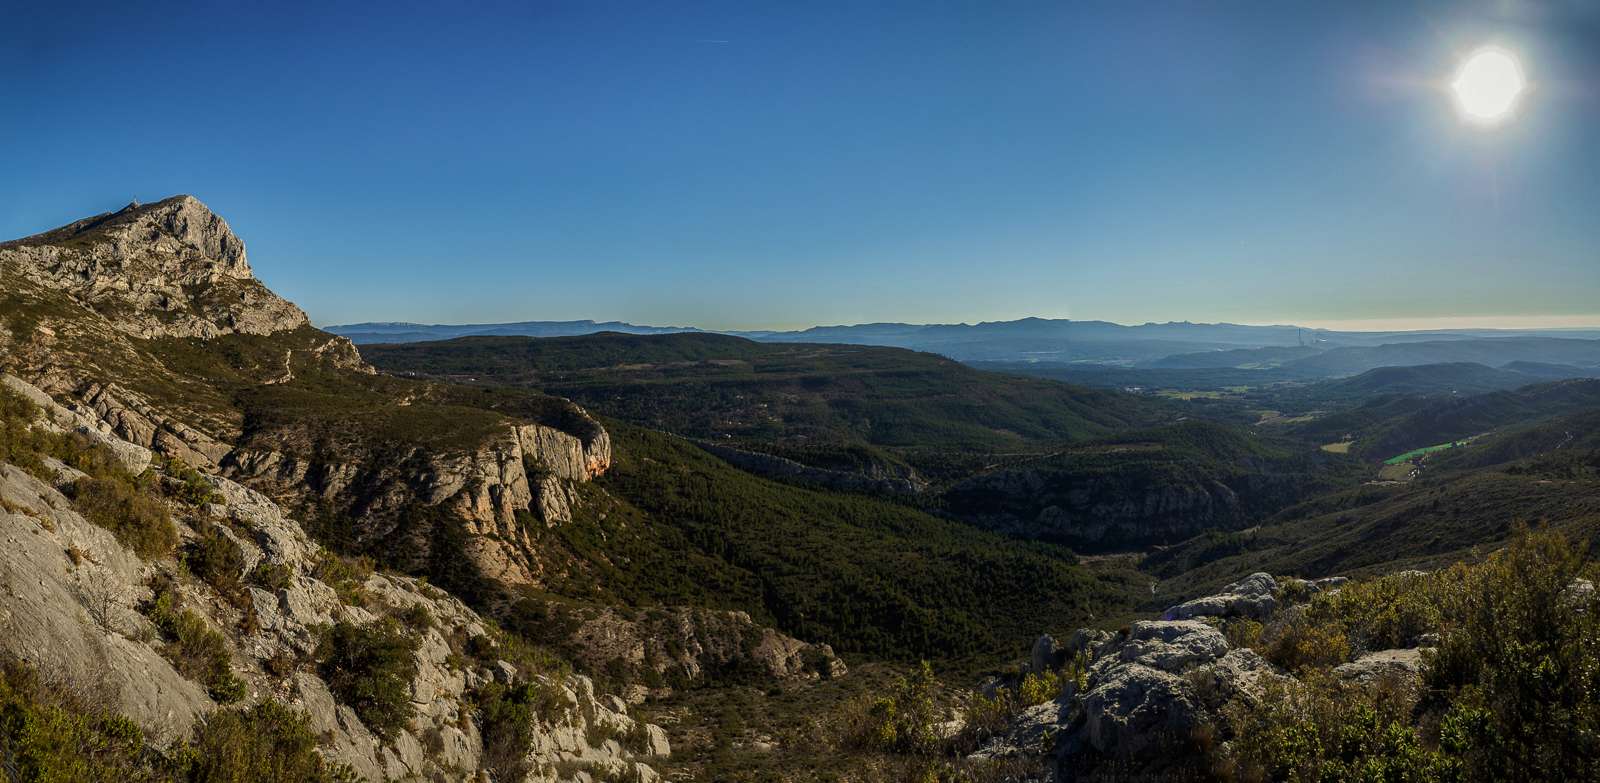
[0,196,307,339]
[1163,572,1278,621]
[1333,648,1427,684]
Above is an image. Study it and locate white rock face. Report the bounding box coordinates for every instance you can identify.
[0,464,214,737]
[0,195,308,339]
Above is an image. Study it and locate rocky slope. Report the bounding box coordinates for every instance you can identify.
[0,196,616,592]
[973,572,1428,780]
[0,374,668,781]
[0,196,852,780]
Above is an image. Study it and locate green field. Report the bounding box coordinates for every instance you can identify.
[1383,440,1465,465]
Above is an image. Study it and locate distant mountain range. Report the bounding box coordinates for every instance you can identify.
[328,317,1600,370]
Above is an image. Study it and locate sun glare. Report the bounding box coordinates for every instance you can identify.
[1451,47,1525,124]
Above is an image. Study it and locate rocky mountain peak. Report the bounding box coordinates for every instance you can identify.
[0,195,308,338]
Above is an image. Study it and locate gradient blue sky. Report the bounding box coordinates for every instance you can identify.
[3,1,1598,330]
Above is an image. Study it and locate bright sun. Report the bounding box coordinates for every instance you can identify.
[1452,47,1525,124]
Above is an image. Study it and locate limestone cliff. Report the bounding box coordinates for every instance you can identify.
[0,195,309,339]
[0,195,615,592]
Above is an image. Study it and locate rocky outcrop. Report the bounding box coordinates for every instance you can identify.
[0,196,308,339]
[1332,648,1426,685]
[224,414,613,589]
[0,464,214,737]
[518,423,612,482]
[75,381,232,469]
[567,606,846,689]
[697,442,923,496]
[1163,572,1278,621]
[973,619,1281,778]
[1,374,153,474]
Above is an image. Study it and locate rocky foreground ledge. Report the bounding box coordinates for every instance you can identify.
[974,572,1431,780]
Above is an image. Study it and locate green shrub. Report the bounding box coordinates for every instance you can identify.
[182,699,358,783]
[0,654,361,782]
[146,579,245,703]
[1219,529,1600,782]
[1017,670,1060,707]
[0,385,51,477]
[1220,617,1263,649]
[249,561,294,592]
[1258,609,1350,673]
[1422,530,1600,780]
[311,553,373,606]
[72,476,177,560]
[395,603,434,632]
[846,661,942,755]
[0,655,160,782]
[317,620,418,739]
[185,523,247,602]
[1304,568,1447,652]
[158,456,221,507]
[1219,672,1448,782]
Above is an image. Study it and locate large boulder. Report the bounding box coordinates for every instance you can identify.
[1333,648,1426,685]
[976,619,1284,775]
[1162,572,1278,621]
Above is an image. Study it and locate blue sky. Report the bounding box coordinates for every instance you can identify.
[3,1,1597,330]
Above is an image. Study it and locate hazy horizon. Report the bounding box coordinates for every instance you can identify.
[318,312,1600,334]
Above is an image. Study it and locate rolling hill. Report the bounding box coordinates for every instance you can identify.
[363,332,1174,483]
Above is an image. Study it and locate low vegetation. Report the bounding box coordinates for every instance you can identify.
[316,619,420,739]
[537,423,1139,663]
[1219,530,1600,780]
[145,577,246,703]
[0,653,355,782]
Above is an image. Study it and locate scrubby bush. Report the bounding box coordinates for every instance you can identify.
[1219,617,1262,649]
[1017,669,1061,707]
[395,603,434,632]
[0,385,53,477]
[1258,609,1350,673]
[146,578,245,703]
[1304,568,1447,652]
[1219,529,1600,781]
[316,620,419,739]
[185,522,247,603]
[1422,530,1600,780]
[0,653,354,782]
[182,699,359,783]
[249,560,294,592]
[845,661,943,755]
[158,456,221,507]
[312,553,373,606]
[0,655,158,782]
[1219,673,1448,781]
[72,475,177,560]
[476,677,571,778]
